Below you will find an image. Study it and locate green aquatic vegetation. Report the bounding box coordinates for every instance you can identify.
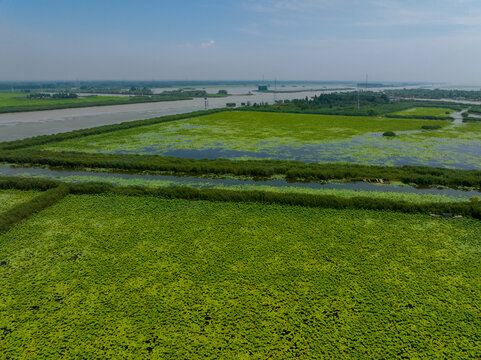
[5,109,478,169]
[218,184,472,204]
[1,194,480,358]
[400,122,481,141]
[2,108,479,171]
[0,185,70,233]
[389,107,454,118]
[377,123,481,169]
[1,152,480,189]
[2,174,480,218]
[6,172,219,189]
[0,189,38,212]
[24,110,477,170]
[31,111,449,154]
[1,172,472,205]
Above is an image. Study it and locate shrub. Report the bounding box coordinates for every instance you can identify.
[421,125,441,130]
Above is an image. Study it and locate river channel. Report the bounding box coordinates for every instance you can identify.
[0,86,354,142]
[0,85,426,142]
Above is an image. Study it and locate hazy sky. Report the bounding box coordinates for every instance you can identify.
[2,0,481,83]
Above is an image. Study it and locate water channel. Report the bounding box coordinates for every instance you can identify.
[1,165,479,199]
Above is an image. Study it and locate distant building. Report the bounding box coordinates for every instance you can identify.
[258,85,268,91]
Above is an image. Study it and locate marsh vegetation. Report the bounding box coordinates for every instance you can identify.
[1,94,481,358]
[1,193,480,358]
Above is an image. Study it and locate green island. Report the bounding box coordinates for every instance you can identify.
[0,90,228,113]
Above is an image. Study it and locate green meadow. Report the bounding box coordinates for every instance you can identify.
[1,194,480,358]
[0,92,200,113]
[0,93,133,112]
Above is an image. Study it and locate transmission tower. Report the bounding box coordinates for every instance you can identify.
[274,77,277,103]
[357,86,360,110]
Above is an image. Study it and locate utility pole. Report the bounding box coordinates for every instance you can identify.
[357,86,360,110]
[274,77,277,103]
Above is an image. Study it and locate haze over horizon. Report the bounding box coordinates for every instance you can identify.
[2,0,481,84]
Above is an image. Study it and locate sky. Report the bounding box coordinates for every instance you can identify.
[1,0,481,83]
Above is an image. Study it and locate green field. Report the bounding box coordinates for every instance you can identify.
[31,111,449,153]
[0,93,133,111]
[0,189,38,213]
[0,92,198,113]
[1,194,480,358]
[389,107,454,117]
